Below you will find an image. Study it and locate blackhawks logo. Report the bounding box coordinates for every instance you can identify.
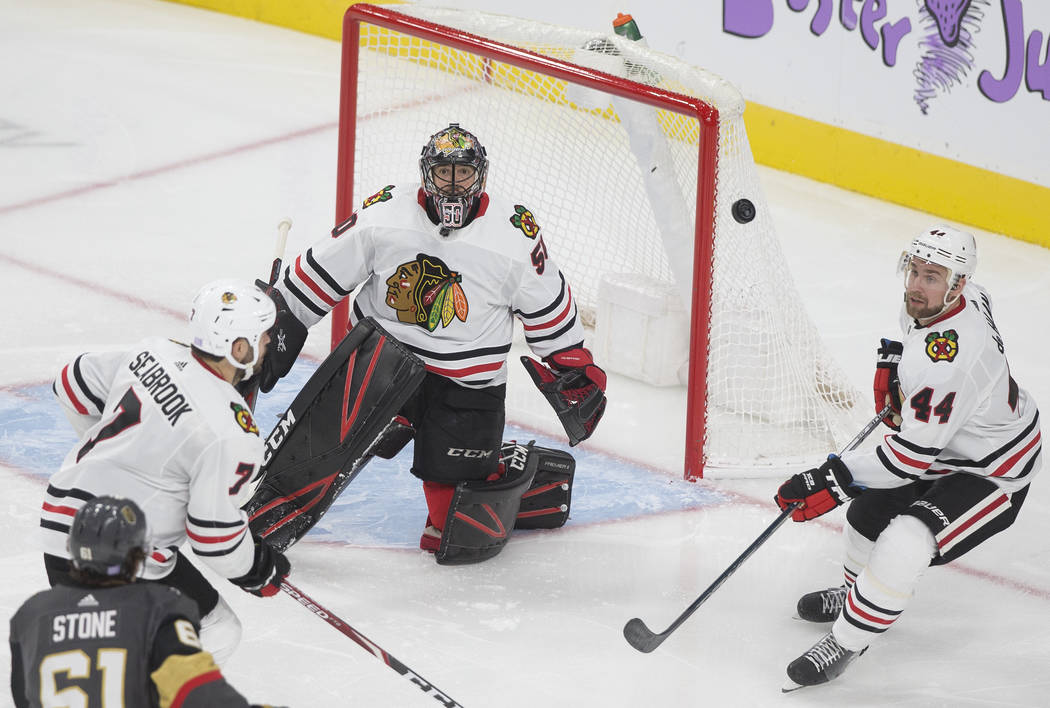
[230,402,259,436]
[362,185,395,209]
[925,329,959,363]
[385,253,468,332]
[510,205,540,238]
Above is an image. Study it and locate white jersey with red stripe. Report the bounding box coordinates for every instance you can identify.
[277,183,585,388]
[44,337,263,580]
[843,282,1041,493]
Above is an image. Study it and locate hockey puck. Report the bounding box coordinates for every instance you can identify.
[732,198,756,224]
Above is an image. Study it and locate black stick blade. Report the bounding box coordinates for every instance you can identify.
[623,618,664,653]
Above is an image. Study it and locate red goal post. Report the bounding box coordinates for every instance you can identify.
[332,3,863,479]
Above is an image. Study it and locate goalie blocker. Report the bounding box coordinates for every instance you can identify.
[437,442,577,565]
[244,317,426,551]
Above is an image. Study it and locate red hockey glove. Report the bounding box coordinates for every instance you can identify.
[521,346,607,446]
[775,456,860,522]
[230,538,290,597]
[873,338,903,430]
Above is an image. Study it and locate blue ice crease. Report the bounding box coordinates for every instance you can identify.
[2,361,725,548]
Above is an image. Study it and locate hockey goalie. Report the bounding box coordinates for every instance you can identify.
[244,124,600,563]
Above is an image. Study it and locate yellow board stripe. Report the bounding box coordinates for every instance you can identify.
[163,0,1048,248]
[744,102,1048,248]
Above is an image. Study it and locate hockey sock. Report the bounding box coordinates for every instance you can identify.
[842,522,876,588]
[422,481,456,532]
[833,515,936,651]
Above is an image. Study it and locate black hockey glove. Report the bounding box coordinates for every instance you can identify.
[873,338,903,430]
[230,537,290,598]
[775,456,860,522]
[254,278,308,394]
[521,346,607,446]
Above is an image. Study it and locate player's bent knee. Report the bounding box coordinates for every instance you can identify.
[435,442,538,565]
[198,595,242,666]
[869,514,937,587]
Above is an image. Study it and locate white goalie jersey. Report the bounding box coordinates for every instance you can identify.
[43,337,264,580]
[277,183,586,388]
[843,282,1041,494]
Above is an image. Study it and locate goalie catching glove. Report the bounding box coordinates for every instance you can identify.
[229,537,290,597]
[521,346,607,446]
[775,456,862,522]
[873,338,903,430]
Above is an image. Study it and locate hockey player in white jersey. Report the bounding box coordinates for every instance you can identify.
[254,123,607,562]
[774,226,1041,689]
[42,280,292,664]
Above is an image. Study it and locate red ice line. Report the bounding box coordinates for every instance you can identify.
[2,92,1046,602]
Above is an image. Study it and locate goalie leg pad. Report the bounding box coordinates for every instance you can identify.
[369,415,414,460]
[436,442,538,565]
[244,318,426,551]
[513,444,576,529]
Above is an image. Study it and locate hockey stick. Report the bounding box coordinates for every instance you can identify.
[268,217,293,286]
[242,217,293,412]
[281,581,465,707]
[623,405,892,653]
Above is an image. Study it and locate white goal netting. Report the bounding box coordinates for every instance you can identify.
[341,4,866,476]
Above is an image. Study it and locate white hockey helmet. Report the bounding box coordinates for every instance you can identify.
[898,225,977,300]
[189,280,276,374]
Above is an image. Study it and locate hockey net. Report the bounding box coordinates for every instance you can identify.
[335,3,865,478]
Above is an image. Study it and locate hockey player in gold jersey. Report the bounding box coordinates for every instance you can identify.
[12,497,283,708]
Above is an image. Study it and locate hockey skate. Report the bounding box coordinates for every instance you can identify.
[795,585,848,622]
[782,631,867,692]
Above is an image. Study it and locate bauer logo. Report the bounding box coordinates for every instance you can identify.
[722,0,1049,113]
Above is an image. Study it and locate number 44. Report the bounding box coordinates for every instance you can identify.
[910,387,955,424]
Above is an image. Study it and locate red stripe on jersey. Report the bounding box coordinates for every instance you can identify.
[521,286,574,332]
[424,360,504,378]
[170,669,223,708]
[294,255,338,307]
[60,365,89,415]
[41,501,77,517]
[846,592,895,626]
[937,493,1009,549]
[991,432,1041,477]
[886,439,931,471]
[192,352,228,381]
[185,525,247,545]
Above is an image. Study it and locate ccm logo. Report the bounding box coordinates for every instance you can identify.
[263,410,297,466]
[446,448,493,459]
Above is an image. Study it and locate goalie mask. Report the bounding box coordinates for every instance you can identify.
[189,280,276,377]
[419,123,488,230]
[897,225,977,313]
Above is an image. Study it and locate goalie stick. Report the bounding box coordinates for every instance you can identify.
[241,217,292,411]
[623,405,892,653]
[281,581,465,707]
